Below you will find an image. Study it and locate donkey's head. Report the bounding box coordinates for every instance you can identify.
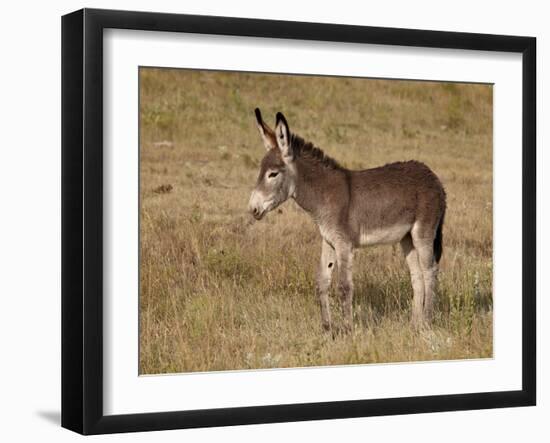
[248,108,296,220]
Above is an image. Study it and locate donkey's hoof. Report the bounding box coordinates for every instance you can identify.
[411,317,430,331]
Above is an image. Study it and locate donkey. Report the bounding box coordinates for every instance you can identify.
[248,109,446,332]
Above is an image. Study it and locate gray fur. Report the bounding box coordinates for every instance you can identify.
[249,109,446,332]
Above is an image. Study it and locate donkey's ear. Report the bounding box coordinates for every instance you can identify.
[254,108,277,151]
[275,112,292,162]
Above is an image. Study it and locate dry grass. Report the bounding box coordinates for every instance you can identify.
[139,68,493,374]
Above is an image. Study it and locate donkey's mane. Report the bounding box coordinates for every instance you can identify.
[291,134,343,170]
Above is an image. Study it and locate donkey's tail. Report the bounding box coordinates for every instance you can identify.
[434,210,445,264]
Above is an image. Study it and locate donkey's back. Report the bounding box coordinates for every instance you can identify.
[348,160,446,251]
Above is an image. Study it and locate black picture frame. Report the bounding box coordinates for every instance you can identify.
[61,8,536,435]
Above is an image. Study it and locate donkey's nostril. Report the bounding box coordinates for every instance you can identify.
[250,206,263,220]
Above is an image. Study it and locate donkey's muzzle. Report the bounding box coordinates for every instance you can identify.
[252,208,264,220]
[249,205,265,220]
[248,190,267,220]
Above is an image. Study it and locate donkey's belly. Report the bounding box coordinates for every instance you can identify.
[359,224,411,246]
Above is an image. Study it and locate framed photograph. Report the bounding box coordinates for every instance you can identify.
[61,8,536,435]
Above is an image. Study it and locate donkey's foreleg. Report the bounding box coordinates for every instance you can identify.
[335,243,354,332]
[316,240,336,332]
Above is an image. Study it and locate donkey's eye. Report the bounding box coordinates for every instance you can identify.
[268,171,279,178]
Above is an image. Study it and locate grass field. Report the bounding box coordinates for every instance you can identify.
[139,68,493,374]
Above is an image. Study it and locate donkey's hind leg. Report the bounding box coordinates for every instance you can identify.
[401,233,425,328]
[411,228,438,324]
[316,239,336,332]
